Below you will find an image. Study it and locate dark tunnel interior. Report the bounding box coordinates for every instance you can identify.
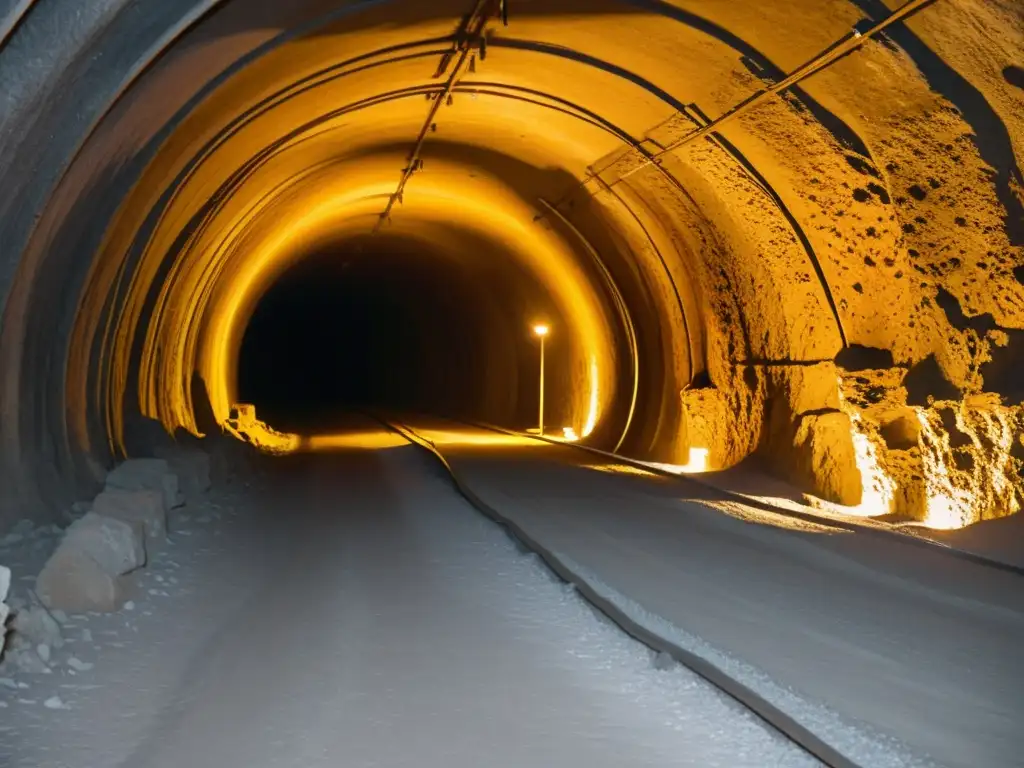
[236,237,543,433]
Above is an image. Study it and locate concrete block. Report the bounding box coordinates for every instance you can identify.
[61,512,145,576]
[106,458,183,510]
[36,548,128,613]
[92,488,166,540]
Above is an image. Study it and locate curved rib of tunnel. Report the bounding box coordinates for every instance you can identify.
[0,0,1022,533]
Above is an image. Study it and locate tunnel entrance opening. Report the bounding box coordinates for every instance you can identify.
[236,234,545,435]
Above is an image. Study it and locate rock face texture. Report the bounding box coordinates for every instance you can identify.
[92,488,167,540]
[36,513,146,613]
[36,547,130,613]
[0,0,1019,530]
[106,459,183,512]
[0,565,10,657]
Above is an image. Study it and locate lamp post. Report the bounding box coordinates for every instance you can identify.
[533,324,549,436]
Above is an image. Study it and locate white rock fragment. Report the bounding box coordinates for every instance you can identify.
[92,488,167,541]
[10,606,64,649]
[0,677,17,689]
[123,601,135,612]
[0,564,10,657]
[6,648,50,674]
[106,458,183,510]
[43,695,67,710]
[36,644,50,663]
[66,657,93,672]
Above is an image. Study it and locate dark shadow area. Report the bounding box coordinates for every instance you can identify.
[904,353,962,405]
[237,234,534,433]
[1004,65,1024,91]
[835,343,896,371]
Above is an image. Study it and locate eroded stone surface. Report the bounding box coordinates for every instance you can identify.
[59,512,145,577]
[36,547,129,613]
[92,488,167,540]
[106,458,182,511]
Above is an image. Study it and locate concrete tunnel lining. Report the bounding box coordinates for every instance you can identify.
[0,0,1022,530]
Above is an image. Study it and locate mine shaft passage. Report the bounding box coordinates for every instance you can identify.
[237,234,546,432]
[1,2,1023,766]
[2,0,1022,527]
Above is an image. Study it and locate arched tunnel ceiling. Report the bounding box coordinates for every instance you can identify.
[0,0,1022,530]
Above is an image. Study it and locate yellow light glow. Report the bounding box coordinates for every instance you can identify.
[533,324,550,337]
[846,415,896,517]
[915,404,1020,530]
[304,431,410,450]
[829,380,896,519]
[100,60,622,447]
[582,356,599,438]
[196,167,615,433]
[417,428,538,447]
[644,445,710,475]
[587,462,657,477]
[561,426,579,442]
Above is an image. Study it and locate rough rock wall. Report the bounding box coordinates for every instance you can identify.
[836,363,1024,526]
[640,5,1024,523]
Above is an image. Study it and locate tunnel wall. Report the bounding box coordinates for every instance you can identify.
[0,0,1022,531]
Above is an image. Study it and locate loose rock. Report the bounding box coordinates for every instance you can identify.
[0,565,10,658]
[36,548,130,613]
[59,513,145,577]
[10,606,63,649]
[92,488,167,541]
[106,458,183,510]
[5,647,50,674]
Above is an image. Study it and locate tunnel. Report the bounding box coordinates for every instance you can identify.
[236,231,559,432]
[0,0,1022,531]
[2,2,1024,766]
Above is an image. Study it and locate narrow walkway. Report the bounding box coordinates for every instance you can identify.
[1,433,817,768]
